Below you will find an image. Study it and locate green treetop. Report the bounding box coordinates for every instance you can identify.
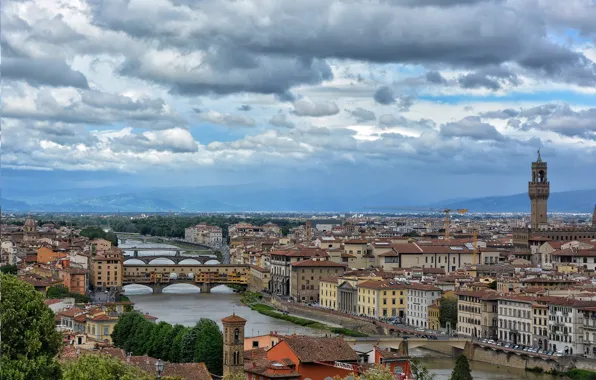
[0,273,62,380]
[449,355,473,380]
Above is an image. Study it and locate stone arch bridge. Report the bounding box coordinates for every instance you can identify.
[123,263,248,294]
[124,254,217,265]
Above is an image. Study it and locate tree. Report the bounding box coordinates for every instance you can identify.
[0,274,62,379]
[411,359,436,380]
[79,226,118,247]
[46,285,90,303]
[281,225,290,237]
[147,322,172,358]
[195,319,223,375]
[111,312,146,349]
[487,281,497,290]
[449,355,473,380]
[165,325,187,362]
[0,264,18,274]
[179,328,199,363]
[62,354,154,380]
[439,297,458,329]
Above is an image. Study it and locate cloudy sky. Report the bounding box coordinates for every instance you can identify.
[2,0,596,203]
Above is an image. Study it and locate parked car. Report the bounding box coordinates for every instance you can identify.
[488,340,495,344]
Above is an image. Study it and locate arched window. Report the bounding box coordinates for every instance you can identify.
[234,328,240,344]
[233,351,239,365]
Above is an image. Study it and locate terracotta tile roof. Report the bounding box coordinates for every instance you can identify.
[553,248,596,257]
[358,280,408,290]
[406,283,441,291]
[97,349,213,380]
[344,239,368,244]
[392,244,423,254]
[58,307,85,318]
[250,265,268,272]
[244,348,267,360]
[45,299,63,305]
[281,336,359,363]
[87,313,113,322]
[244,358,301,378]
[291,259,346,268]
[222,314,247,323]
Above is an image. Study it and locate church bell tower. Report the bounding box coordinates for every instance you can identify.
[222,313,246,377]
[528,150,549,228]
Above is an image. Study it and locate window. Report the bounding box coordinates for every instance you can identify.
[234,328,240,344]
[252,340,259,348]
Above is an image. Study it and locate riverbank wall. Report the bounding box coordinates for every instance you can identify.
[469,344,576,372]
[270,297,386,336]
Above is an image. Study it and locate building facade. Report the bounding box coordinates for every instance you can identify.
[357,280,408,318]
[91,249,123,289]
[290,259,345,302]
[405,284,441,328]
[498,296,533,346]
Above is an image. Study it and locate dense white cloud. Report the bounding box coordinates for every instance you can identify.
[292,99,340,117]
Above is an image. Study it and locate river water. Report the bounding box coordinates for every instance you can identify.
[126,289,556,380]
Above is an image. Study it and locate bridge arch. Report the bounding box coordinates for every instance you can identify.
[148,258,176,265]
[178,258,202,265]
[124,259,146,265]
[205,259,221,265]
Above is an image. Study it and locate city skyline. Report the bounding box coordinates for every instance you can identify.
[2,0,596,202]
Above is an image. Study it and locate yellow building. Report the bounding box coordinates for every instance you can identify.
[428,303,441,331]
[319,277,339,310]
[85,310,119,343]
[91,249,123,289]
[358,280,407,318]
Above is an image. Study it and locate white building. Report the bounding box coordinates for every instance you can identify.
[184,224,223,246]
[548,298,587,355]
[1,240,18,265]
[497,296,533,346]
[405,284,441,328]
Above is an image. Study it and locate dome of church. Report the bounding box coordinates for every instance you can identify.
[24,217,37,232]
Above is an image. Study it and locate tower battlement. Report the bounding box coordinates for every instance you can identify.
[528,150,549,227]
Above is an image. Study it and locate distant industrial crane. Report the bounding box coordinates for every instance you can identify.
[363,206,469,240]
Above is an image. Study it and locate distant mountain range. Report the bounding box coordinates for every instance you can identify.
[1,187,594,213]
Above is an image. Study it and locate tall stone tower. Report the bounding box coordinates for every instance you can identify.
[221,314,246,377]
[592,205,596,227]
[528,150,549,228]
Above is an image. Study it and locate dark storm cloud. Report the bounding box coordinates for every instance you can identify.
[374,86,395,105]
[480,109,520,119]
[458,66,521,90]
[82,0,596,90]
[118,52,333,98]
[425,70,447,84]
[3,57,89,88]
[440,116,506,141]
[348,108,376,123]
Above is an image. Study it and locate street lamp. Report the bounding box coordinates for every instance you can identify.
[155,359,164,380]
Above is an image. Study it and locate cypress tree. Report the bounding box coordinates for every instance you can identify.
[449,355,473,380]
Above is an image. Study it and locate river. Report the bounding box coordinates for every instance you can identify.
[126,289,556,380]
